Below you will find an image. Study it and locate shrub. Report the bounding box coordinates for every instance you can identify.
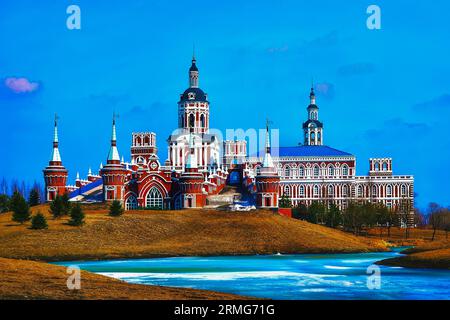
[68,203,85,226]
[279,194,292,208]
[10,192,31,224]
[109,200,124,217]
[31,212,48,230]
[28,188,40,207]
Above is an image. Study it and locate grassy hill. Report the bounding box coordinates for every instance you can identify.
[0,204,387,261]
[377,241,450,270]
[0,257,245,300]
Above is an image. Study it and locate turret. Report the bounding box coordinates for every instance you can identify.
[100,115,128,202]
[43,114,68,201]
[255,120,280,208]
[303,86,324,146]
[178,133,206,208]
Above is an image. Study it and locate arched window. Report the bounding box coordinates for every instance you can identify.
[342,165,349,176]
[357,185,363,197]
[372,185,377,196]
[313,185,319,196]
[284,185,290,196]
[313,165,320,177]
[284,166,290,178]
[200,114,205,127]
[146,187,163,209]
[299,166,305,177]
[382,162,388,171]
[343,185,348,196]
[374,162,380,171]
[189,114,195,128]
[256,166,261,175]
[386,185,392,197]
[328,165,334,176]
[401,184,407,196]
[125,196,138,210]
[299,185,305,197]
[328,185,334,196]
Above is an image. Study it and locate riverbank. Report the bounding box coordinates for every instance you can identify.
[0,205,388,299]
[0,257,246,300]
[0,206,388,262]
[377,241,450,270]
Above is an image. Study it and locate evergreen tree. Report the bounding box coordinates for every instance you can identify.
[10,191,31,224]
[68,203,85,226]
[31,211,48,230]
[307,201,326,224]
[109,200,124,217]
[292,203,308,220]
[325,202,342,228]
[0,194,10,213]
[61,193,71,216]
[49,195,64,218]
[278,194,292,208]
[28,188,40,207]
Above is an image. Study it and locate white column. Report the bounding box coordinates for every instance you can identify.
[203,144,207,168]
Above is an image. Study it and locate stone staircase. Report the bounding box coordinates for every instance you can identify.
[205,186,242,208]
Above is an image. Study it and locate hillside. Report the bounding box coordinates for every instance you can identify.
[378,241,450,270]
[0,205,387,261]
[0,257,245,300]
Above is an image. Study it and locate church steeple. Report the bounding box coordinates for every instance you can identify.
[303,85,323,146]
[189,54,199,88]
[263,119,274,168]
[50,114,62,164]
[107,114,121,164]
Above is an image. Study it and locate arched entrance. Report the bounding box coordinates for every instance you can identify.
[125,195,138,210]
[146,187,163,209]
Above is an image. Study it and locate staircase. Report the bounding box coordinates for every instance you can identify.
[205,186,242,208]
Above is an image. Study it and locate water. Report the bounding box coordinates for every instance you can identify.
[56,248,450,299]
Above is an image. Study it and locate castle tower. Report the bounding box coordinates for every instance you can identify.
[100,115,128,202]
[43,115,68,201]
[178,133,206,208]
[178,55,209,134]
[255,120,280,208]
[302,86,324,146]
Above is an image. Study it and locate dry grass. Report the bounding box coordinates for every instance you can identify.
[366,226,448,247]
[0,257,246,300]
[0,205,387,261]
[0,204,389,299]
[378,247,450,270]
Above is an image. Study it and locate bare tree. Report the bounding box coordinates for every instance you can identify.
[427,202,443,241]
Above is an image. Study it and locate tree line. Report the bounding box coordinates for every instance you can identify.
[3,188,125,230]
[279,194,450,240]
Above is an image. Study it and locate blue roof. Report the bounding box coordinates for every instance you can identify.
[256,145,353,157]
[180,87,207,102]
[69,178,103,199]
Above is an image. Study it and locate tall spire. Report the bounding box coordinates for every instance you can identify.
[263,118,274,168]
[107,113,120,163]
[309,81,316,105]
[50,114,62,163]
[189,52,199,88]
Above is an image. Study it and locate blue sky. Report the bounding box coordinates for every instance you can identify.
[0,0,449,208]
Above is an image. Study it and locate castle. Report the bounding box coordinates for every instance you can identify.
[43,56,414,212]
